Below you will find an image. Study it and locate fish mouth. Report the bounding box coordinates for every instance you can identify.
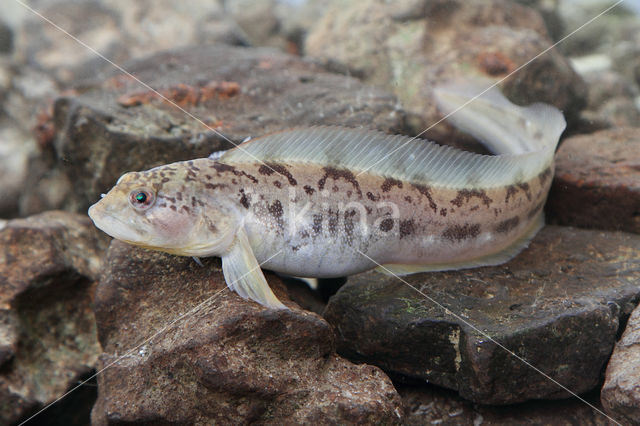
[88,203,145,245]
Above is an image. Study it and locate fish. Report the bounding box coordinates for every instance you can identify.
[88,81,566,310]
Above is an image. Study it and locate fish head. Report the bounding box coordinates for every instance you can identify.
[88,163,239,256]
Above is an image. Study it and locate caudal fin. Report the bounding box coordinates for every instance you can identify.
[433,80,566,155]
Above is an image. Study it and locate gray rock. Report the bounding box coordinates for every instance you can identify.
[91,240,403,425]
[0,211,108,425]
[601,303,640,425]
[51,45,404,213]
[0,117,36,217]
[305,0,586,140]
[323,226,640,404]
[11,0,247,84]
[547,127,640,234]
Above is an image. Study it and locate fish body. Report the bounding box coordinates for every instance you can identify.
[88,82,566,309]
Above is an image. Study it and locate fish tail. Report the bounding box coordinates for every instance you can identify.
[434,80,566,156]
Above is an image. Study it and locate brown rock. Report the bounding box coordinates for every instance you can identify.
[91,240,403,425]
[51,45,405,214]
[0,211,108,425]
[547,127,640,233]
[601,303,640,424]
[323,226,640,404]
[305,0,586,142]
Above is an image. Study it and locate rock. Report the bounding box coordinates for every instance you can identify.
[305,0,586,140]
[91,240,403,424]
[323,226,640,404]
[601,303,640,424]
[0,117,36,217]
[52,45,404,213]
[547,127,640,234]
[400,384,614,425]
[0,19,12,54]
[11,0,247,84]
[0,211,108,425]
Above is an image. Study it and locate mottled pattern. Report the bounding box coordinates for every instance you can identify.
[106,157,553,278]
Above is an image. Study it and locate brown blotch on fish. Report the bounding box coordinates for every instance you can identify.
[379,218,394,232]
[440,208,447,217]
[273,181,282,188]
[312,214,323,235]
[258,164,274,176]
[205,183,227,190]
[450,189,492,208]
[318,167,361,196]
[381,177,403,192]
[327,209,339,234]
[180,205,191,214]
[412,184,438,213]
[404,195,412,203]
[496,216,520,233]
[442,223,481,242]
[366,192,380,202]
[169,205,177,212]
[399,219,415,239]
[266,163,297,186]
[268,200,283,218]
[239,189,251,209]
[505,185,518,204]
[303,185,315,195]
[517,182,532,201]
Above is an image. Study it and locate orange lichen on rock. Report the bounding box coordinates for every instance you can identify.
[477,51,515,76]
[117,81,240,108]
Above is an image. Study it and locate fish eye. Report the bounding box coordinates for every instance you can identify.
[128,188,155,210]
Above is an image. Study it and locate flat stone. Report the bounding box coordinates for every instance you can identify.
[400,384,614,425]
[323,226,640,404]
[306,0,586,141]
[91,240,403,425]
[0,211,108,425]
[601,303,640,424]
[547,127,640,233]
[51,45,404,213]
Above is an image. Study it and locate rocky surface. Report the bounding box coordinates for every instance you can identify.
[306,0,586,139]
[46,44,405,214]
[601,303,640,424]
[324,226,640,404]
[11,0,248,85]
[0,211,108,425]
[400,385,613,425]
[91,240,403,424]
[547,127,640,234]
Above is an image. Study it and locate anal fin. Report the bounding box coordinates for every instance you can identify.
[222,228,287,309]
[377,213,545,276]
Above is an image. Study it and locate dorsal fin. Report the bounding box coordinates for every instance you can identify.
[220,84,566,189]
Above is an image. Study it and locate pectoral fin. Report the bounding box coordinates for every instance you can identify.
[221,228,287,310]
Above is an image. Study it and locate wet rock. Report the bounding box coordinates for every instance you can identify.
[305,0,586,140]
[91,240,403,424]
[601,303,640,424]
[323,226,640,404]
[52,45,404,213]
[0,211,108,425]
[400,384,613,425]
[547,127,640,233]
